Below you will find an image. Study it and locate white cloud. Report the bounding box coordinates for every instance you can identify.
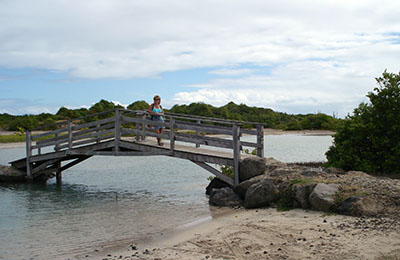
[0,0,399,115]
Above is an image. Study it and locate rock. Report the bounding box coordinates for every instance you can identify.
[244,179,278,209]
[337,196,362,216]
[209,187,242,207]
[0,165,26,182]
[235,175,266,199]
[300,169,323,177]
[324,167,345,175]
[293,183,317,209]
[239,157,267,182]
[309,183,339,211]
[269,167,298,177]
[206,177,229,195]
[265,157,283,173]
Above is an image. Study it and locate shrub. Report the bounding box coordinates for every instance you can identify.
[326,70,400,175]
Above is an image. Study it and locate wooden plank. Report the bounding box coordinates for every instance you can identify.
[88,151,172,156]
[174,122,232,135]
[240,141,260,148]
[121,128,169,140]
[175,134,233,149]
[72,117,115,131]
[72,129,115,142]
[58,134,115,150]
[72,123,114,137]
[192,161,234,186]
[232,124,241,186]
[240,129,258,135]
[31,127,68,140]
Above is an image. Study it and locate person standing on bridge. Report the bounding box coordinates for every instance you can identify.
[148,95,165,146]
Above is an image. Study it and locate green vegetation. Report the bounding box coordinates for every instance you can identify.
[0,98,340,136]
[169,102,340,130]
[0,134,26,143]
[326,71,400,175]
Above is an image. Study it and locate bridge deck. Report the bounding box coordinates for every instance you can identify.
[11,109,264,186]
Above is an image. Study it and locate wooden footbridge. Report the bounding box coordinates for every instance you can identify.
[10,109,264,186]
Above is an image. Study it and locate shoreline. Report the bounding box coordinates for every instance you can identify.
[75,207,400,260]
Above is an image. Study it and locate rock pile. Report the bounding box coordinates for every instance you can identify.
[207,157,400,218]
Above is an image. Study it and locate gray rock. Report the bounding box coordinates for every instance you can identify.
[209,187,242,207]
[239,157,267,182]
[337,196,362,216]
[293,183,317,209]
[0,165,26,182]
[244,179,278,209]
[206,177,229,195]
[309,183,339,211]
[235,175,266,199]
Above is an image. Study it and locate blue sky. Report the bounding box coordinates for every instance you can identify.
[1,0,399,117]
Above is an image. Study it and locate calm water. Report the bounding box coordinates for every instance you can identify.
[0,135,332,260]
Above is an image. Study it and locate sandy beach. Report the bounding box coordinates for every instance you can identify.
[75,207,400,260]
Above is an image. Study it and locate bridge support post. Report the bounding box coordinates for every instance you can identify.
[25,130,33,182]
[56,170,62,185]
[256,124,264,157]
[233,124,241,186]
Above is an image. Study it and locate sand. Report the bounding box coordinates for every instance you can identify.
[76,208,400,260]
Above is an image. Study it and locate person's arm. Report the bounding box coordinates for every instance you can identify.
[148,104,154,114]
[160,105,164,115]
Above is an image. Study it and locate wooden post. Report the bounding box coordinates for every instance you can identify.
[256,124,264,157]
[56,168,62,185]
[232,124,241,186]
[25,130,32,181]
[196,119,201,148]
[135,113,140,142]
[68,121,73,149]
[141,114,146,141]
[115,109,121,153]
[169,117,175,155]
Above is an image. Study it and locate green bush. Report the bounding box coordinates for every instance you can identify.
[326,70,400,175]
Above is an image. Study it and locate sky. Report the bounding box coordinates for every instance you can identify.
[0,0,399,118]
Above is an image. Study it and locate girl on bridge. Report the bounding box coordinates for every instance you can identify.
[148,95,165,146]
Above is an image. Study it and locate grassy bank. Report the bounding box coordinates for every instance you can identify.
[0,134,26,143]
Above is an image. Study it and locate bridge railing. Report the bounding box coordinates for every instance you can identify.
[25,108,264,185]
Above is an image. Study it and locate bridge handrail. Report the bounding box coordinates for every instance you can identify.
[24,108,264,185]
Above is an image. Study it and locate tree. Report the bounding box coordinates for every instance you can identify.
[326,70,400,174]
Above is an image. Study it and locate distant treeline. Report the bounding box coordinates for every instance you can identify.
[0,99,341,131]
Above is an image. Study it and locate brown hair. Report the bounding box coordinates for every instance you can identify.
[153,95,161,101]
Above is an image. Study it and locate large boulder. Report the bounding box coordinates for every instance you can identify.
[309,183,339,211]
[293,183,317,209]
[244,179,278,209]
[337,196,362,216]
[206,177,229,195]
[239,157,266,182]
[0,165,26,182]
[209,187,242,207]
[235,174,266,199]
